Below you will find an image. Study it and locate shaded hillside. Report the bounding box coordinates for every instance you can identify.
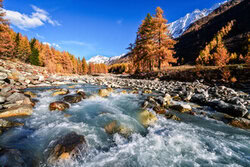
[175,0,249,64]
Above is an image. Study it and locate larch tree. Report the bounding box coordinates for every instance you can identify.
[152,7,176,70]
[0,0,14,57]
[82,57,88,74]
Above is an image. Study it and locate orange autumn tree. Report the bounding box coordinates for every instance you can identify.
[0,0,14,57]
[196,20,235,66]
[153,7,176,69]
[82,57,88,74]
[130,7,176,72]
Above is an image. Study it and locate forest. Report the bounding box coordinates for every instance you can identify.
[0,0,249,75]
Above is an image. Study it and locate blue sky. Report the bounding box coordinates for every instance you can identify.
[3,0,224,60]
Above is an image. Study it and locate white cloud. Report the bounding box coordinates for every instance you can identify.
[3,5,60,30]
[42,42,61,49]
[42,42,51,46]
[52,43,61,49]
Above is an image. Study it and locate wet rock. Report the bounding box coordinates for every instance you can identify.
[163,93,172,107]
[76,89,86,99]
[143,90,152,94]
[52,89,69,96]
[190,94,208,105]
[104,121,132,137]
[139,110,158,127]
[98,89,111,97]
[0,105,33,118]
[209,99,248,117]
[153,106,166,114]
[0,119,24,133]
[170,104,192,113]
[104,121,118,134]
[63,95,82,104]
[48,132,87,163]
[228,118,250,129]
[0,148,26,167]
[24,91,37,98]
[49,101,70,111]
[0,96,5,104]
[121,90,127,94]
[165,113,181,121]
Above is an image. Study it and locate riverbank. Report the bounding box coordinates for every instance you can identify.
[0,58,249,166]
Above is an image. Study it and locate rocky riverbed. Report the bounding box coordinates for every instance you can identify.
[0,59,250,166]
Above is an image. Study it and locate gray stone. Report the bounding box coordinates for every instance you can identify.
[0,72,7,80]
[6,93,26,103]
[0,96,5,104]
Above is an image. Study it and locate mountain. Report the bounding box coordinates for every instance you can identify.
[175,0,249,64]
[87,54,126,65]
[169,1,227,38]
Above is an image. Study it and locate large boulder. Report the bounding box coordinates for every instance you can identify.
[63,95,82,104]
[0,105,33,118]
[49,101,70,111]
[48,132,87,163]
[0,148,26,167]
[139,110,158,127]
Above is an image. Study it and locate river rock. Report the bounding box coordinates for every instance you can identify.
[63,95,82,104]
[0,96,5,104]
[104,121,118,134]
[0,72,7,80]
[0,105,33,118]
[228,118,250,129]
[24,91,37,98]
[0,119,24,132]
[139,110,158,127]
[48,132,87,163]
[0,148,26,167]
[170,104,192,113]
[165,113,181,121]
[76,90,87,99]
[153,106,166,114]
[209,99,248,117]
[6,92,26,104]
[104,121,132,137]
[98,89,111,97]
[52,89,69,96]
[163,93,172,106]
[49,101,70,111]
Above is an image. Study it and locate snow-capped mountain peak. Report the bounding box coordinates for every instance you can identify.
[169,1,227,38]
[87,54,126,65]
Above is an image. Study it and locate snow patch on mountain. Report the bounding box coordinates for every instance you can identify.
[87,54,126,65]
[169,1,227,38]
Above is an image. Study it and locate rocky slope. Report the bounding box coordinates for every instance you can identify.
[175,0,249,64]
